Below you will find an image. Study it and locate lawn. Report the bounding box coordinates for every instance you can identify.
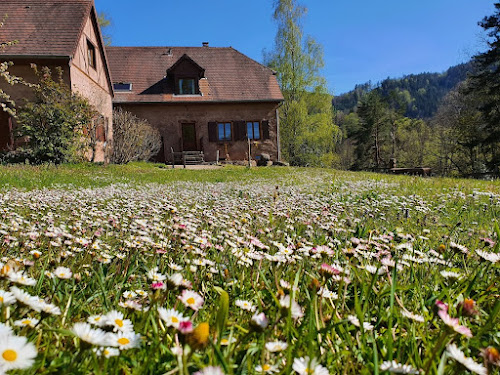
[0,164,498,374]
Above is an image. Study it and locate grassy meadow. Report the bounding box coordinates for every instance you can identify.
[0,163,498,374]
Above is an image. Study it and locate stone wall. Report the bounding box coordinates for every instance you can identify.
[115,101,281,163]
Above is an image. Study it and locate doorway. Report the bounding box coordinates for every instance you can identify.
[182,123,197,151]
[0,111,12,151]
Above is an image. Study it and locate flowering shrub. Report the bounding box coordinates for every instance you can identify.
[0,168,498,374]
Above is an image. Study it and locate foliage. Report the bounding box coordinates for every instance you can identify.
[0,166,498,374]
[15,66,98,164]
[97,12,112,46]
[111,108,162,164]
[466,2,500,172]
[334,62,472,119]
[0,16,26,116]
[265,0,341,166]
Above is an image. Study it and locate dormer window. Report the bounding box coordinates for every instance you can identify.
[178,78,196,95]
[168,54,205,96]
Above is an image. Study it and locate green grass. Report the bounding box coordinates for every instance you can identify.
[0,164,498,375]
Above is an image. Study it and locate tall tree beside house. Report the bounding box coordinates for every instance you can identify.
[266,0,341,166]
[466,2,500,173]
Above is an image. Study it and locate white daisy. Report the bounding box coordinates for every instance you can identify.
[235,299,257,312]
[292,357,329,375]
[255,363,280,373]
[0,334,38,372]
[106,331,142,349]
[265,341,288,352]
[72,323,109,346]
[7,271,37,286]
[178,290,204,311]
[279,295,304,320]
[380,360,420,374]
[158,308,186,329]
[193,366,225,375]
[93,347,120,358]
[447,344,487,375]
[14,318,39,328]
[0,290,16,306]
[103,310,134,332]
[53,266,72,279]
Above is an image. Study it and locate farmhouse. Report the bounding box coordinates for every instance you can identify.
[0,0,113,162]
[107,45,284,163]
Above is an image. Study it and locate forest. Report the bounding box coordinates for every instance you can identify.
[269,0,500,178]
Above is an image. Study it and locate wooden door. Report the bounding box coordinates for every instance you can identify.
[0,111,12,151]
[182,123,197,151]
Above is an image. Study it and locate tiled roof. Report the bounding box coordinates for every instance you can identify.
[106,46,284,103]
[0,0,92,57]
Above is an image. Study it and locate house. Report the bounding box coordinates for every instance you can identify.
[106,44,284,163]
[0,0,113,162]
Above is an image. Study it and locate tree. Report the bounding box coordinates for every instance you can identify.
[15,66,98,164]
[354,91,391,170]
[111,108,161,164]
[265,0,341,166]
[0,16,25,116]
[98,12,112,46]
[467,2,500,172]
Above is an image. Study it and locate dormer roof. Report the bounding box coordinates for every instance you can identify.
[106,46,284,104]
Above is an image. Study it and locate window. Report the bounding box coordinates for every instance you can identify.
[247,121,261,140]
[218,123,232,141]
[178,78,196,95]
[113,83,132,91]
[87,39,96,69]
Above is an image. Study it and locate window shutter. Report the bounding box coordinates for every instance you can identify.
[233,121,246,141]
[262,120,270,139]
[208,122,217,142]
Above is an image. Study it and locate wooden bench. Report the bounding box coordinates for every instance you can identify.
[390,167,432,177]
[170,148,205,168]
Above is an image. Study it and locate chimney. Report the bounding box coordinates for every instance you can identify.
[202,42,209,47]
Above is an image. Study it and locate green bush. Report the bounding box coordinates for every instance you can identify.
[15,65,98,164]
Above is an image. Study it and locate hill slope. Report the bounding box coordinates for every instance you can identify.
[333,62,473,118]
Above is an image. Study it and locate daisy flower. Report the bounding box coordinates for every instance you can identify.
[93,347,120,358]
[104,310,134,332]
[437,309,472,337]
[0,290,16,306]
[7,271,37,286]
[446,344,487,375]
[251,312,269,330]
[14,318,39,328]
[347,315,374,331]
[265,341,288,352]
[193,366,225,375]
[107,331,142,349]
[219,337,237,346]
[235,300,257,312]
[0,323,13,336]
[380,360,420,374]
[178,290,204,311]
[292,357,329,375]
[401,310,425,323]
[53,266,72,279]
[279,295,304,320]
[72,323,109,346]
[88,315,106,327]
[0,334,37,372]
[146,267,166,282]
[158,308,187,329]
[255,363,280,373]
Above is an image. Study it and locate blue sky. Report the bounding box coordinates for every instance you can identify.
[94,0,495,95]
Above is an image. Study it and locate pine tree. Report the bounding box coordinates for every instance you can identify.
[467,2,500,171]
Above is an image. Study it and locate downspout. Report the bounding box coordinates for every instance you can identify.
[276,105,282,162]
